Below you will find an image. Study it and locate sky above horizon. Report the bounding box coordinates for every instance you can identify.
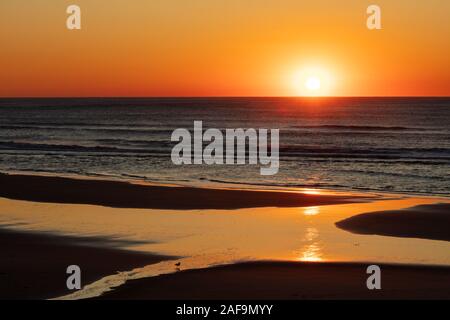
[1,0,449,97]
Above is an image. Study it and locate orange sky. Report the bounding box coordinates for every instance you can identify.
[1,0,449,97]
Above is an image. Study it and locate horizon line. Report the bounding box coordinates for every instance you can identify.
[1,96,449,99]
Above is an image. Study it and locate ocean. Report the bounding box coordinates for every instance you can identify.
[0,97,449,196]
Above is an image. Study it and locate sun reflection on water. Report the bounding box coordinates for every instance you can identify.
[303,206,320,216]
[299,243,323,262]
[297,227,324,261]
[301,189,321,195]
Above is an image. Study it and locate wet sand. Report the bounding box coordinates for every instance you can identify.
[96,261,450,300]
[1,172,449,300]
[336,203,450,242]
[0,228,173,300]
[0,173,367,210]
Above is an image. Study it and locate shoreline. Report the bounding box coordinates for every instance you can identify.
[94,260,450,300]
[0,172,372,210]
[3,170,449,199]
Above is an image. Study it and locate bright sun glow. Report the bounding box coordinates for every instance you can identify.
[305,77,321,91]
[291,65,334,96]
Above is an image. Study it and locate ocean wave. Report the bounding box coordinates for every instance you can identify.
[289,125,432,131]
[282,158,450,165]
[0,141,166,154]
[1,140,450,162]
[279,145,450,156]
[193,178,450,196]
[0,125,176,136]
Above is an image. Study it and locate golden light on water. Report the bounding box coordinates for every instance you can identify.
[297,227,324,262]
[1,196,450,271]
[299,243,323,262]
[301,189,322,195]
[303,206,320,216]
[304,227,319,242]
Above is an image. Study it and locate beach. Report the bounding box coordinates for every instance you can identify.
[0,172,367,210]
[0,173,449,300]
[336,203,450,242]
[0,228,172,300]
[96,261,450,300]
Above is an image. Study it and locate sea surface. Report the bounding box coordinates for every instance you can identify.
[0,97,449,196]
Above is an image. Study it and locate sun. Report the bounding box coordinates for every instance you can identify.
[291,65,333,96]
[305,77,321,91]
